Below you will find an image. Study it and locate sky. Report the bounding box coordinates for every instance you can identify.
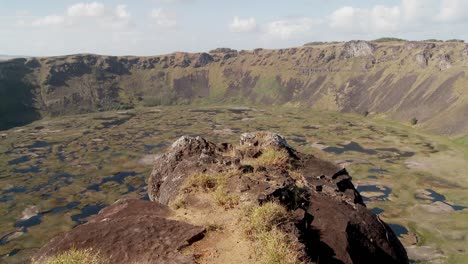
[0,0,467,56]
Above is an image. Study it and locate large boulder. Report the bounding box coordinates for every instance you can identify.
[147,132,409,264]
[35,199,205,264]
[148,136,226,204]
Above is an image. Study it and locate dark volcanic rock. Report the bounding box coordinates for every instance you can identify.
[35,199,205,264]
[148,136,225,204]
[148,132,409,264]
[193,53,214,68]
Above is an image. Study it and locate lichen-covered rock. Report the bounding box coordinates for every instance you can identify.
[35,199,205,264]
[147,132,409,264]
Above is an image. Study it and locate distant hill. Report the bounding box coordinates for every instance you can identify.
[1,40,468,135]
[0,55,27,61]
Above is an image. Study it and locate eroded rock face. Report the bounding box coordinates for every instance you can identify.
[148,132,409,264]
[343,40,375,58]
[438,54,452,71]
[463,45,468,56]
[35,199,205,264]
[416,52,430,68]
[193,53,214,68]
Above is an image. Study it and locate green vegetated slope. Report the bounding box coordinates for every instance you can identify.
[1,40,468,135]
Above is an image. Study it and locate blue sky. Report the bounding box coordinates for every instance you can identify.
[0,0,467,56]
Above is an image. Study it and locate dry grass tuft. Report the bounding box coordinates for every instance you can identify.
[241,202,300,264]
[182,173,223,192]
[243,147,290,168]
[257,227,300,264]
[181,171,239,209]
[213,186,240,209]
[242,202,288,236]
[32,248,104,264]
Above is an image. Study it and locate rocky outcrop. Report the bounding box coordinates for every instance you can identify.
[416,52,430,68]
[193,53,213,68]
[36,132,409,263]
[35,199,205,264]
[148,132,409,264]
[343,40,375,58]
[438,54,452,70]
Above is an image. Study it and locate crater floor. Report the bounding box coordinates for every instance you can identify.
[0,105,467,263]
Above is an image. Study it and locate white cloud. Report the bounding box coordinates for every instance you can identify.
[115,5,130,19]
[266,18,318,39]
[401,0,439,22]
[31,15,65,27]
[435,0,468,22]
[67,2,105,17]
[370,6,401,32]
[150,8,177,28]
[329,5,400,33]
[229,16,257,33]
[25,2,131,30]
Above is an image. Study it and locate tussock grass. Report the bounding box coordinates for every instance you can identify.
[213,186,239,209]
[257,227,300,264]
[241,202,300,264]
[182,173,223,192]
[243,147,290,168]
[182,171,239,209]
[242,202,288,236]
[33,248,104,264]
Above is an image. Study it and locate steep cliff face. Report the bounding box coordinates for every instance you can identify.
[1,40,468,135]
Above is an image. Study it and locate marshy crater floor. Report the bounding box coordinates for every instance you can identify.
[0,105,467,263]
